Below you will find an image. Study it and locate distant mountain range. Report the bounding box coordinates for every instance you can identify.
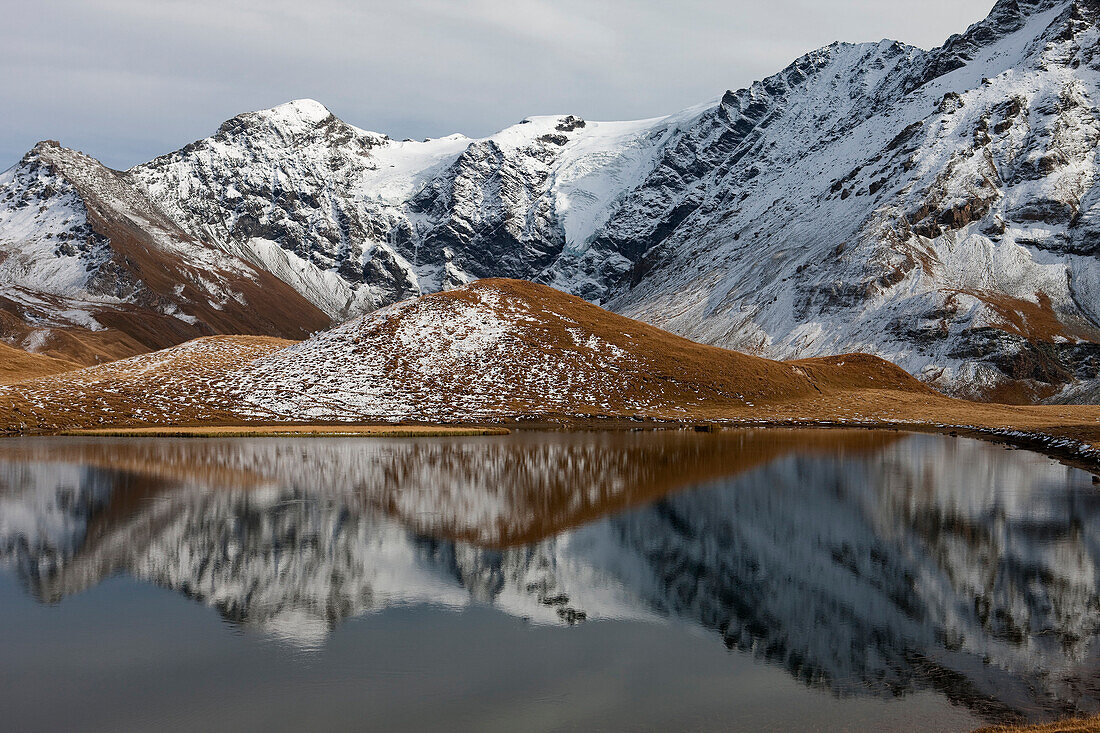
[3,0,1100,402]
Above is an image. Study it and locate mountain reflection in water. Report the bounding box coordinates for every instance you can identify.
[0,429,1098,725]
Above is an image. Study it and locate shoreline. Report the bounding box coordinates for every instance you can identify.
[13,416,1100,475]
[706,419,1100,476]
[51,425,511,438]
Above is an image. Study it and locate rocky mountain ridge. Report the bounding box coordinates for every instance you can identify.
[3,0,1100,400]
[0,140,329,363]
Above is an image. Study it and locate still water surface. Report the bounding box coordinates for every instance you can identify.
[0,429,1097,732]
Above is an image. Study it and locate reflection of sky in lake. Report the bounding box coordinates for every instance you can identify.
[0,430,1097,730]
[0,574,981,733]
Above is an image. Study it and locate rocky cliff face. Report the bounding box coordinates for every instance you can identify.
[3,0,1100,398]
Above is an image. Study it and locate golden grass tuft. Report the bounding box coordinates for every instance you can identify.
[974,715,1100,732]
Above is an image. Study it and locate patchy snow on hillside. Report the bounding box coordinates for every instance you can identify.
[228,281,652,421]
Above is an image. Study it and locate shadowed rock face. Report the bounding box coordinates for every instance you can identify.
[5,2,1100,399]
[0,431,1097,724]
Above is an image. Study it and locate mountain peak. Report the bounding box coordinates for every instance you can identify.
[260,98,334,124]
[908,0,1074,90]
[213,98,340,140]
[16,140,64,169]
[19,140,118,184]
[23,139,71,164]
[980,0,1070,30]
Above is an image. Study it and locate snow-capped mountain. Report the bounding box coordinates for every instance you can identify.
[0,140,329,363]
[3,0,1100,400]
[1,432,1098,720]
[129,101,688,319]
[614,0,1100,403]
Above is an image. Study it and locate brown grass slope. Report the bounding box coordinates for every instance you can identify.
[2,279,1100,464]
[228,278,936,422]
[0,341,79,383]
[461,279,935,405]
[0,335,293,432]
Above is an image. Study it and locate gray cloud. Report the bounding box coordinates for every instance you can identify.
[1,0,996,169]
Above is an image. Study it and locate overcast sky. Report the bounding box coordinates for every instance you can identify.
[2,0,997,170]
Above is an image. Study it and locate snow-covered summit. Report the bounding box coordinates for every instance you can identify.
[254,98,335,126]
